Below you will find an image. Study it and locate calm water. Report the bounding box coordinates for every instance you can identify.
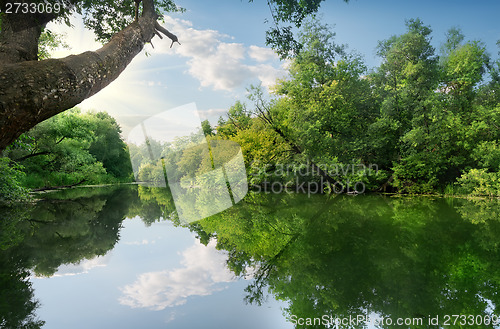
[1,185,500,328]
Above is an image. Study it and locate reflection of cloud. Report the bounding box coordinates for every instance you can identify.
[41,255,111,278]
[119,240,234,310]
[152,16,285,91]
[123,239,153,246]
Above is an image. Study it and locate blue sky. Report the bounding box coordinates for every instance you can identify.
[47,0,500,138]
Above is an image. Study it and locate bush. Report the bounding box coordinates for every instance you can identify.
[392,155,441,194]
[0,158,30,203]
[456,168,500,197]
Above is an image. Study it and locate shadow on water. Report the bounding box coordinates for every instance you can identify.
[2,185,500,328]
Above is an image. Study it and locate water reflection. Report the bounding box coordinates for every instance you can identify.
[0,186,136,328]
[185,194,500,328]
[0,204,44,329]
[1,186,500,328]
[118,239,234,310]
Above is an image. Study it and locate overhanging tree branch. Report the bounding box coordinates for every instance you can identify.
[0,0,179,152]
[16,151,52,162]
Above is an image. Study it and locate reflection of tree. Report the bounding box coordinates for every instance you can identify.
[187,194,500,328]
[0,205,29,251]
[0,185,138,327]
[17,186,136,276]
[128,186,178,226]
[130,185,223,250]
[0,206,44,329]
[0,251,44,329]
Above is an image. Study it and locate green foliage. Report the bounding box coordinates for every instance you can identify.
[471,140,500,170]
[242,19,499,194]
[232,119,290,166]
[259,0,349,59]
[0,185,137,328]
[198,18,500,195]
[201,120,214,136]
[442,41,489,108]
[37,28,70,60]
[137,162,165,183]
[75,0,185,42]
[392,154,441,194]
[271,19,375,163]
[0,206,29,250]
[88,112,134,180]
[23,16,496,196]
[371,19,439,163]
[0,255,45,328]
[4,109,133,189]
[0,158,30,203]
[216,101,252,138]
[175,193,500,326]
[457,169,500,197]
[211,20,382,190]
[440,26,465,58]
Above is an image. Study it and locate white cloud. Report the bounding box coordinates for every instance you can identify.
[250,64,286,89]
[248,45,279,62]
[151,16,285,91]
[165,312,178,324]
[41,12,287,134]
[187,42,253,90]
[118,240,234,310]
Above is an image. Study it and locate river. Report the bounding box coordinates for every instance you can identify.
[1,185,500,328]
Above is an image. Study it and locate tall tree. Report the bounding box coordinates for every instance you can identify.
[271,19,376,166]
[261,0,349,59]
[369,19,442,192]
[372,19,438,146]
[87,111,133,180]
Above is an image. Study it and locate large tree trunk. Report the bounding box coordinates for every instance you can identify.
[0,0,177,151]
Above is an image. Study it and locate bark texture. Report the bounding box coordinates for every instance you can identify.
[0,0,177,151]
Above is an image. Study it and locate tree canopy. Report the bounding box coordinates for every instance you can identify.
[2,109,133,195]
[207,18,500,195]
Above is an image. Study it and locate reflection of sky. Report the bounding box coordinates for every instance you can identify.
[118,239,235,310]
[31,216,292,329]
